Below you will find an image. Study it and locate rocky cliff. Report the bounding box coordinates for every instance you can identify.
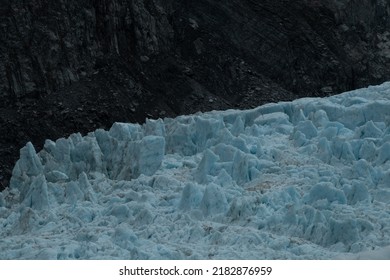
[1,0,390,190]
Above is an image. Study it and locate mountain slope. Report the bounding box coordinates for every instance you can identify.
[1,0,390,190]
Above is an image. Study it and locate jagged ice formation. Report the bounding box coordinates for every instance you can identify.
[1,83,390,259]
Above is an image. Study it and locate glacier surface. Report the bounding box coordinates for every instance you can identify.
[1,83,390,259]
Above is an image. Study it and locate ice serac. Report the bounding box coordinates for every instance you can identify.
[305,182,347,205]
[9,142,47,208]
[137,136,165,176]
[2,82,390,259]
[10,142,43,187]
[21,174,50,210]
[111,126,165,179]
[200,183,228,217]
[179,183,204,211]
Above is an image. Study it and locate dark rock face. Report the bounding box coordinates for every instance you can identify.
[0,0,172,100]
[1,0,390,190]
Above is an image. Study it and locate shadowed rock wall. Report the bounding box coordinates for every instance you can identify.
[1,0,390,190]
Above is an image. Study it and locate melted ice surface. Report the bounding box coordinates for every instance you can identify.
[1,83,390,259]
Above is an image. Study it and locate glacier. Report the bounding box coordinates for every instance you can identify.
[1,83,390,259]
